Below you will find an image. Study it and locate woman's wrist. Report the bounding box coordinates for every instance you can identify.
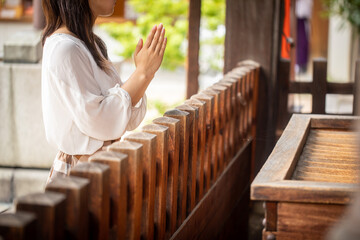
[134,67,154,83]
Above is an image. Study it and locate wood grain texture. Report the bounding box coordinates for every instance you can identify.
[45,176,90,240]
[15,192,66,240]
[153,116,180,237]
[70,162,110,240]
[251,115,360,204]
[106,141,143,240]
[184,99,206,203]
[0,212,37,240]
[292,129,359,184]
[170,139,252,240]
[191,93,214,193]
[142,124,169,240]
[202,89,220,182]
[175,104,199,215]
[164,109,190,227]
[89,151,128,240]
[124,132,157,240]
[277,202,345,238]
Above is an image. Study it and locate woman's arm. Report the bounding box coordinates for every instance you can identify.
[121,23,167,106]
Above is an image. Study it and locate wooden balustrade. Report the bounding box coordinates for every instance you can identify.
[0,60,260,240]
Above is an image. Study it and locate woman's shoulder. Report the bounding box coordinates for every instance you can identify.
[43,33,91,68]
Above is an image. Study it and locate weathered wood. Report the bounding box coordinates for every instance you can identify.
[225,0,281,174]
[88,151,128,240]
[15,192,66,240]
[70,162,110,240]
[292,129,359,184]
[201,89,220,181]
[175,104,198,215]
[164,109,190,227]
[124,132,157,240]
[142,124,169,240]
[184,98,206,203]
[152,117,180,236]
[45,176,90,240]
[106,141,143,240]
[209,84,226,173]
[277,202,345,238]
[186,0,201,98]
[170,139,252,240]
[0,212,37,240]
[191,93,214,192]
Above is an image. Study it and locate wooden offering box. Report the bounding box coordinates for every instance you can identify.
[251,114,360,240]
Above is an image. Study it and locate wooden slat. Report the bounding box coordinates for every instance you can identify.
[124,132,157,240]
[312,58,327,114]
[202,89,220,181]
[184,98,206,203]
[15,192,66,240]
[89,151,128,240]
[277,59,291,133]
[106,141,143,240]
[142,124,169,240]
[292,129,359,184]
[152,117,180,236]
[45,176,90,240]
[175,104,198,215]
[0,212,37,240]
[209,84,226,173]
[70,162,110,240]
[163,109,190,227]
[191,93,214,192]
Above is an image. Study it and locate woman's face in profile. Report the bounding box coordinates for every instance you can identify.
[89,0,117,17]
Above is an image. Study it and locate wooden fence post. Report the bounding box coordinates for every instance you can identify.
[175,104,199,215]
[106,141,143,240]
[191,93,214,193]
[70,162,110,240]
[45,176,90,240]
[0,212,37,240]
[184,98,206,203]
[142,124,169,240]
[201,89,220,181]
[153,117,180,237]
[124,132,157,240]
[88,151,128,240]
[215,81,234,163]
[15,192,66,240]
[312,58,327,114]
[163,109,190,227]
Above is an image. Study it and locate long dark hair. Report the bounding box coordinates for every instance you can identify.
[41,0,110,73]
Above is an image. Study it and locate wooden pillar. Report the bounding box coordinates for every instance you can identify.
[224,0,282,173]
[186,0,201,98]
[33,0,45,30]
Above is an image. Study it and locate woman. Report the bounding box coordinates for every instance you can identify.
[41,0,167,183]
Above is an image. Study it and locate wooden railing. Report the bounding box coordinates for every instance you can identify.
[0,60,260,240]
[276,58,360,136]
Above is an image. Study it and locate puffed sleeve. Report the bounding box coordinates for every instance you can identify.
[49,41,146,141]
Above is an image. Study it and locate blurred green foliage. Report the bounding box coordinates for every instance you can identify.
[101,0,225,72]
[323,0,360,33]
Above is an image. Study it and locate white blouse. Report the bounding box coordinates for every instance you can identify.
[41,33,146,155]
